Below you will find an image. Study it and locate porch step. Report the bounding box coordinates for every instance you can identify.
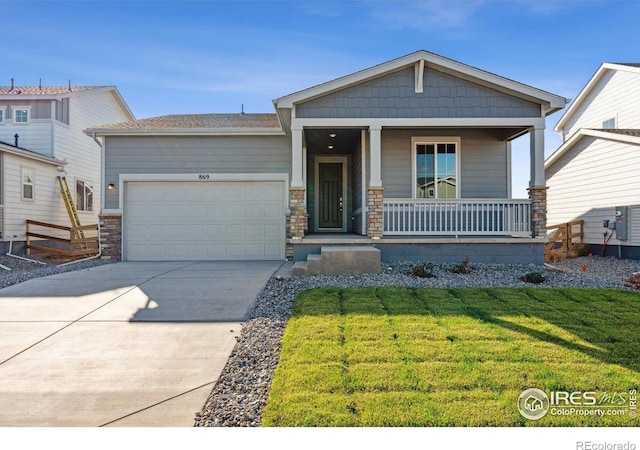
[306,254,323,275]
[291,261,309,276]
[293,245,381,276]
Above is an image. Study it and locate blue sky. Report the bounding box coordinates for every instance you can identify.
[3,0,639,196]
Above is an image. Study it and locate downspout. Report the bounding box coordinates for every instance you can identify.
[91,132,106,212]
[6,235,47,265]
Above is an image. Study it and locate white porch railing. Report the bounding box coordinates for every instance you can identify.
[383,198,532,236]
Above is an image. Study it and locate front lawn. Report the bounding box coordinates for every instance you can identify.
[262,288,640,426]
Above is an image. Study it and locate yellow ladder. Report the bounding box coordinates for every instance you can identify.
[57,176,89,253]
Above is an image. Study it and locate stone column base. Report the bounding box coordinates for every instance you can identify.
[289,187,307,239]
[528,186,548,239]
[367,186,384,239]
[99,213,122,260]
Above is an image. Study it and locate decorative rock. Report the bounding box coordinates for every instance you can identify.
[195,255,640,427]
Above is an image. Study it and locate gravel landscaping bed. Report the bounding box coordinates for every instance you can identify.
[195,256,640,427]
[0,254,110,289]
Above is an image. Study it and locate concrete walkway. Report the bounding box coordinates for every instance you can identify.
[0,260,281,426]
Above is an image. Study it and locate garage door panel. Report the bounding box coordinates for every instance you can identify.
[263,203,284,219]
[224,224,245,239]
[124,180,285,261]
[245,224,265,240]
[264,244,283,259]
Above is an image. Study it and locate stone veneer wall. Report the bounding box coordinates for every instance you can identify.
[99,213,122,260]
[289,187,307,239]
[367,187,384,239]
[528,186,548,239]
[287,187,307,259]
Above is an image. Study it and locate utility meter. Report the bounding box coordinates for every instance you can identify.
[615,206,628,240]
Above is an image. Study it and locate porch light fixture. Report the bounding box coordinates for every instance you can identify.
[329,133,336,138]
[107,183,116,190]
[327,145,334,150]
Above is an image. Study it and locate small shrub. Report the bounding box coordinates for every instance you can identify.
[520,271,546,284]
[624,272,640,290]
[450,256,473,274]
[407,262,435,278]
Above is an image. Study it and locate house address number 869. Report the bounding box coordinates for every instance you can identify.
[198,174,211,180]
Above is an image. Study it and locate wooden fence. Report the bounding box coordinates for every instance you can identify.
[26,220,99,258]
[544,220,584,263]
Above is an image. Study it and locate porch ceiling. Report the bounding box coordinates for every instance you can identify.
[304,128,361,153]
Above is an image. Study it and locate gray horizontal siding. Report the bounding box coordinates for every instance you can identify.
[104,135,291,209]
[297,67,541,119]
[381,129,508,199]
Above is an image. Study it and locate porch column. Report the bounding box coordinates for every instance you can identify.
[529,126,545,188]
[528,126,547,238]
[289,126,307,241]
[369,126,382,187]
[368,126,384,239]
[291,127,304,187]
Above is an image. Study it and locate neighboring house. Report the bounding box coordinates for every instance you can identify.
[0,83,134,252]
[86,50,566,264]
[546,63,640,259]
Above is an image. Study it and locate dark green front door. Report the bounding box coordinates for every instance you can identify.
[318,162,343,229]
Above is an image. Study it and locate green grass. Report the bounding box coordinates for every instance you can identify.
[262,288,640,426]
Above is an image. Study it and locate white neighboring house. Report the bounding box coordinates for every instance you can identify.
[546,63,640,259]
[0,84,134,253]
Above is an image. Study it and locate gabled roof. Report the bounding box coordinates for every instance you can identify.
[545,128,640,170]
[0,85,135,122]
[554,63,640,132]
[275,50,567,114]
[0,141,66,166]
[86,113,284,136]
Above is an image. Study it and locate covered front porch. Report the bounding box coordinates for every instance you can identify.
[274,51,566,264]
[287,123,547,239]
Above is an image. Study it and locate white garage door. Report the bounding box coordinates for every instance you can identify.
[123,181,285,261]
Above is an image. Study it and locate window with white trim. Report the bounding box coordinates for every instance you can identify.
[413,137,459,199]
[13,107,30,124]
[22,167,34,200]
[0,108,5,124]
[76,180,93,211]
[602,117,616,129]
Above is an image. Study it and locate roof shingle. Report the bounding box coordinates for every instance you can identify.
[93,113,280,130]
[599,128,640,137]
[0,85,107,95]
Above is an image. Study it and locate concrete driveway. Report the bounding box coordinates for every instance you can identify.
[0,260,281,426]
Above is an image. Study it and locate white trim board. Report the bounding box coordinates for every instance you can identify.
[292,117,546,129]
